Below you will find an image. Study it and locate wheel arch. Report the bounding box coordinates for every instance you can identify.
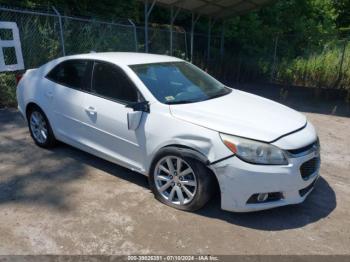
[149,144,220,195]
[25,102,43,120]
[25,102,57,137]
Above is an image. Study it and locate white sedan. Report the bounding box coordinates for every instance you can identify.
[16,52,320,212]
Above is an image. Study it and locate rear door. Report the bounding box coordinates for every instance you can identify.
[46,59,93,144]
[80,61,145,171]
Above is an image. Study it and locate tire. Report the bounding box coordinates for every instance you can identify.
[149,148,213,211]
[27,105,57,148]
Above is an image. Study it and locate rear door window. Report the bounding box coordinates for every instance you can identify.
[46,59,93,91]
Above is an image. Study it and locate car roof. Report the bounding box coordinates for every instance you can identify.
[61,52,184,66]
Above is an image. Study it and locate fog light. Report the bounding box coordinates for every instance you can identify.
[257,193,268,202]
[246,192,284,204]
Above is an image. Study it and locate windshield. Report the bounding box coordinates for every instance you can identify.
[129,62,232,104]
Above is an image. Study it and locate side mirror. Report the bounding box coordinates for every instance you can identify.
[125,101,149,130]
[125,101,150,113]
[127,111,143,130]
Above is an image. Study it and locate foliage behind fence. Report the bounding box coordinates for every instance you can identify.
[0,5,349,107]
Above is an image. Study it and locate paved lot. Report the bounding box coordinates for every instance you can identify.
[0,87,349,255]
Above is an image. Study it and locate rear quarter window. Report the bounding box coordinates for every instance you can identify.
[46,60,92,91]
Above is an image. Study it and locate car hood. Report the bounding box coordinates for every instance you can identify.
[169,89,307,142]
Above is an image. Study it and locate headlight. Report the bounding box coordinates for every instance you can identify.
[220,133,288,165]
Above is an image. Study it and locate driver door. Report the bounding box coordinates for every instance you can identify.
[80,61,146,172]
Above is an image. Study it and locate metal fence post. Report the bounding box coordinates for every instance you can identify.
[190,13,200,63]
[144,0,157,53]
[170,6,181,56]
[52,6,65,56]
[128,19,138,52]
[184,30,188,59]
[220,20,225,61]
[170,6,173,55]
[207,18,216,66]
[338,39,347,84]
[270,35,278,81]
[207,17,212,65]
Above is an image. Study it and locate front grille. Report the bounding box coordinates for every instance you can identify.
[299,178,317,197]
[300,157,320,180]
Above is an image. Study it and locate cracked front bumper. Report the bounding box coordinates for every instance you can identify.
[211,150,320,212]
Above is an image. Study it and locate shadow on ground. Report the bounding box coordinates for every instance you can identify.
[0,162,85,211]
[196,176,336,231]
[0,102,337,230]
[50,143,337,231]
[0,135,87,211]
[53,144,149,190]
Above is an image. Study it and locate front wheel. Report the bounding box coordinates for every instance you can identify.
[149,151,213,211]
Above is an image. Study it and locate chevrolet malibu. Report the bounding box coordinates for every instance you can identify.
[16,52,321,212]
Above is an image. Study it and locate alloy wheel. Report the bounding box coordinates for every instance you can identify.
[154,156,197,205]
[30,111,48,144]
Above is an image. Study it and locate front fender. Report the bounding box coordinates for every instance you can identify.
[148,145,210,175]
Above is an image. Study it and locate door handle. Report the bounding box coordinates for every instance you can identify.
[85,106,97,115]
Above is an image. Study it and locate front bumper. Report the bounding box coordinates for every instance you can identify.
[211,150,320,212]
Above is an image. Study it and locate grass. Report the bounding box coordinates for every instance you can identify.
[275,41,350,90]
[1,44,349,108]
[0,73,17,107]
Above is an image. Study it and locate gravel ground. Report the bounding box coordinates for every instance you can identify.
[0,85,349,255]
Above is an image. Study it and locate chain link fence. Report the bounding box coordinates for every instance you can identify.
[271,35,350,90]
[62,17,136,55]
[0,5,217,106]
[0,6,63,106]
[1,5,349,107]
[203,33,349,95]
[0,6,142,106]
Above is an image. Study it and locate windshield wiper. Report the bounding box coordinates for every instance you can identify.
[166,99,199,105]
[166,87,232,105]
[206,87,232,100]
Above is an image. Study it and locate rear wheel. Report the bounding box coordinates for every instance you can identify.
[149,150,213,211]
[27,106,56,148]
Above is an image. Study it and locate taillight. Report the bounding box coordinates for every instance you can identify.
[15,73,23,86]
